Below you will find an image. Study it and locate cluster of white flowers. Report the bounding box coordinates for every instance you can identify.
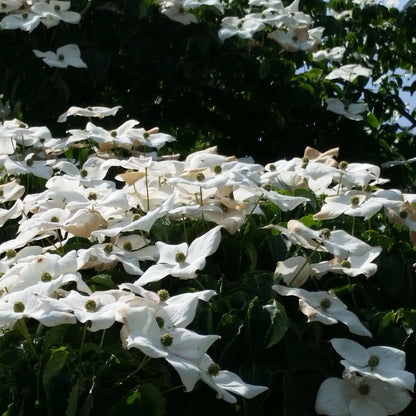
[0,105,415,410]
[0,0,80,32]
[0,0,86,68]
[315,338,414,415]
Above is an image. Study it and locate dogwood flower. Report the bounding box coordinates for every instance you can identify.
[134,225,222,285]
[195,354,268,403]
[218,16,265,41]
[325,64,372,82]
[273,285,372,337]
[315,375,412,416]
[30,0,81,28]
[57,105,121,123]
[325,98,368,121]
[33,44,87,68]
[330,338,415,391]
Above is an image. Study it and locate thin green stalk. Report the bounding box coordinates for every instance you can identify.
[16,318,39,359]
[79,322,88,364]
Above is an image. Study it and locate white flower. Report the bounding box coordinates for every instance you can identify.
[0,11,42,32]
[326,64,372,81]
[313,46,346,63]
[325,98,368,121]
[218,16,265,41]
[33,44,87,68]
[330,338,415,391]
[57,105,121,123]
[31,0,80,28]
[315,375,412,416]
[160,0,198,25]
[273,285,372,337]
[134,226,223,286]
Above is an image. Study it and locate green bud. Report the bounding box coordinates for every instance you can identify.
[358,383,370,396]
[196,172,205,182]
[320,298,331,310]
[319,228,331,240]
[80,169,88,178]
[85,299,97,312]
[207,363,221,376]
[104,244,113,254]
[213,165,222,174]
[41,271,53,282]
[158,289,170,302]
[155,316,164,328]
[339,161,348,170]
[350,196,360,206]
[6,249,16,259]
[123,241,133,251]
[50,216,59,223]
[160,333,173,347]
[88,192,97,201]
[341,260,351,268]
[175,251,186,263]
[13,301,25,313]
[368,355,380,369]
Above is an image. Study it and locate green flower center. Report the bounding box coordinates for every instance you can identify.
[85,299,97,312]
[368,355,380,369]
[358,383,370,396]
[158,289,170,302]
[50,216,59,223]
[58,54,65,62]
[339,161,348,170]
[213,165,222,174]
[6,249,16,259]
[80,169,88,178]
[155,316,164,328]
[143,132,150,139]
[350,196,360,206]
[207,363,221,376]
[341,260,351,268]
[175,251,186,263]
[196,172,205,182]
[123,241,133,251]
[320,298,331,310]
[41,271,53,282]
[104,244,113,254]
[160,333,173,347]
[269,164,276,171]
[399,210,408,219]
[88,192,97,200]
[301,157,309,168]
[26,158,34,167]
[13,301,25,313]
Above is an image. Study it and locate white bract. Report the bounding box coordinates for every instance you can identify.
[33,44,87,68]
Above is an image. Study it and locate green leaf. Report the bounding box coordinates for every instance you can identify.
[264,299,288,348]
[366,112,380,128]
[87,274,118,290]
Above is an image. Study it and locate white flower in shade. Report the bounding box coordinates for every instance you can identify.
[134,225,222,285]
[195,354,268,403]
[0,11,42,32]
[330,338,415,391]
[218,16,265,41]
[325,98,368,121]
[57,105,121,123]
[274,256,312,287]
[326,64,372,81]
[268,26,324,52]
[30,0,81,28]
[315,375,412,416]
[160,0,198,25]
[272,285,372,337]
[33,44,87,68]
[313,46,346,63]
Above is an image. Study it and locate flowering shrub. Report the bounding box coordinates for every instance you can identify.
[0,108,415,415]
[1,1,416,415]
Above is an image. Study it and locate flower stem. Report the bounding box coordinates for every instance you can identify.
[16,318,39,359]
